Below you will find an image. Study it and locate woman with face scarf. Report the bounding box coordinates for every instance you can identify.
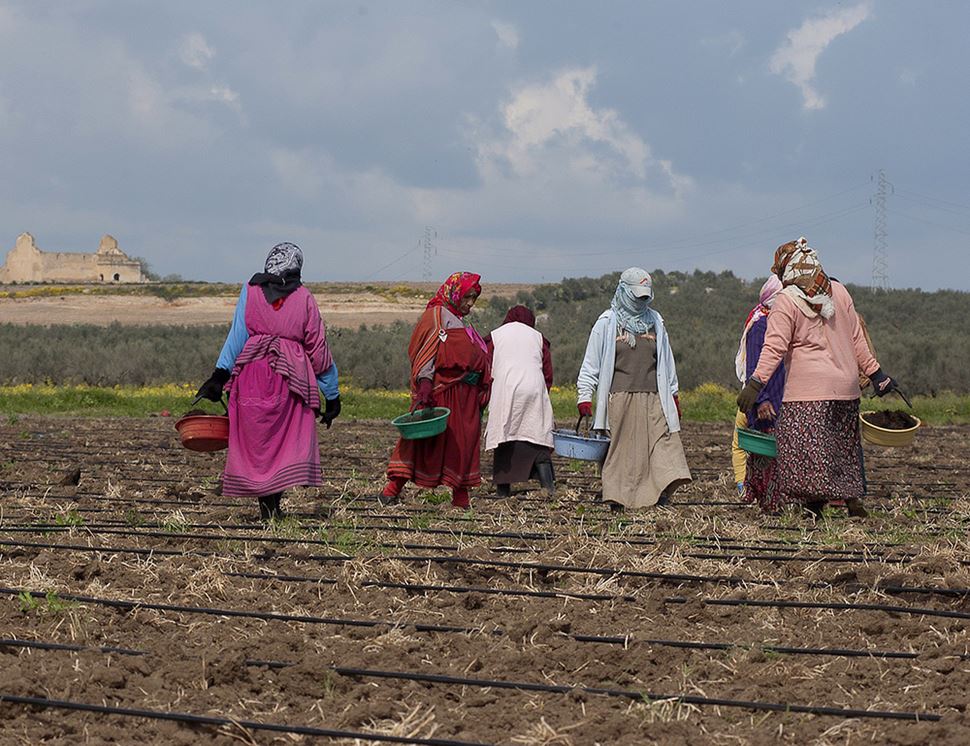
[380,272,491,510]
[196,242,340,520]
[576,268,692,511]
[484,305,556,497]
[736,238,900,519]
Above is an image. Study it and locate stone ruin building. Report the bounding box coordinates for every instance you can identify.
[0,232,147,283]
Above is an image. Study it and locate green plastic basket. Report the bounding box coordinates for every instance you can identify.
[391,407,451,440]
[737,427,777,458]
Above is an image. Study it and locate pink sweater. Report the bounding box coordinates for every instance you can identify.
[752,282,879,402]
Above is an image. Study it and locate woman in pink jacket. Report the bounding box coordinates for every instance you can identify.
[736,238,899,519]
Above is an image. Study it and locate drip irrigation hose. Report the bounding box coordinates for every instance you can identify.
[328,666,941,722]
[0,632,935,668]
[230,568,970,611]
[0,693,493,746]
[0,638,144,656]
[7,537,970,606]
[0,588,482,635]
[0,640,944,724]
[664,596,970,621]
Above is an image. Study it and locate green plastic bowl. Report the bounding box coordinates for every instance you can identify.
[737,427,777,458]
[391,407,451,440]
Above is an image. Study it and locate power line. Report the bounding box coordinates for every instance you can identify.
[888,208,970,237]
[870,170,892,292]
[434,202,869,271]
[362,241,422,281]
[422,226,437,282]
[894,188,970,212]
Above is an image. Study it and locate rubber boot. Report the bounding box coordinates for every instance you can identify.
[257,495,274,522]
[657,490,671,507]
[495,483,511,497]
[270,492,284,520]
[535,462,555,497]
[846,498,868,518]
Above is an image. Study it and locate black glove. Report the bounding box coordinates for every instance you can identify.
[736,377,764,413]
[320,396,341,429]
[869,368,896,397]
[197,368,231,402]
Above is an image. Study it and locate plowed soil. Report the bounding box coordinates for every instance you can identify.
[0,416,968,744]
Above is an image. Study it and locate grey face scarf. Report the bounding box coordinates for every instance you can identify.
[611,282,654,347]
[249,242,304,304]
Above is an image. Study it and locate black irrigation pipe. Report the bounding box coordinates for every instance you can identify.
[6,536,970,617]
[0,588,483,636]
[0,638,144,657]
[5,518,954,564]
[327,666,942,722]
[664,596,970,621]
[225,570,638,602]
[0,693,492,746]
[0,627,940,681]
[0,536,772,591]
[5,537,969,607]
[8,519,913,568]
[229,568,970,604]
[0,526,535,557]
[0,642,945,723]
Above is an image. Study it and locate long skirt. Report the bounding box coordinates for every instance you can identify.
[222,358,321,497]
[388,382,482,490]
[745,452,780,513]
[492,441,552,485]
[765,399,864,507]
[731,409,748,484]
[602,391,692,509]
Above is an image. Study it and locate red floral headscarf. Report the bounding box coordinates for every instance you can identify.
[427,272,482,317]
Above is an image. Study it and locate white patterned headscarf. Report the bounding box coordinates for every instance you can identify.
[772,237,835,319]
[264,242,303,276]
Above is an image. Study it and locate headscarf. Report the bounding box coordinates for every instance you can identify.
[408,272,487,388]
[772,237,834,319]
[503,305,536,327]
[735,275,783,383]
[426,271,482,317]
[611,267,655,347]
[250,242,304,305]
[485,304,547,345]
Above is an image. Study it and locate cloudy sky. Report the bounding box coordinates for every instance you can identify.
[1,1,968,289]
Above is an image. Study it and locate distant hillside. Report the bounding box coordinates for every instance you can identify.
[0,271,966,395]
[482,270,968,395]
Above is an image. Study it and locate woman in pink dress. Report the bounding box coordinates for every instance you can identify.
[197,243,340,520]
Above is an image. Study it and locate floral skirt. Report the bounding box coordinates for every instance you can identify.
[761,399,864,509]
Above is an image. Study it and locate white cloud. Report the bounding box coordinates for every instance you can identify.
[769,3,871,110]
[408,67,691,247]
[491,20,519,50]
[179,32,215,70]
[483,67,685,190]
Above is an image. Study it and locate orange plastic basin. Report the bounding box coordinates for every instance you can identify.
[175,414,229,452]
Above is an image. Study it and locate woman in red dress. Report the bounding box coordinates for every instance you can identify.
[380,272,491,509]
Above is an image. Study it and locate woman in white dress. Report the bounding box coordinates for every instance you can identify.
[485,306,556,496]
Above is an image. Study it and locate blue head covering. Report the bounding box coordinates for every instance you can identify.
[611,267,654,347]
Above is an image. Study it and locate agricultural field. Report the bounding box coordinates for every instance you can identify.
[0,416,968,744]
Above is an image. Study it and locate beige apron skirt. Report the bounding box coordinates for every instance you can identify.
[602,391,692,509]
